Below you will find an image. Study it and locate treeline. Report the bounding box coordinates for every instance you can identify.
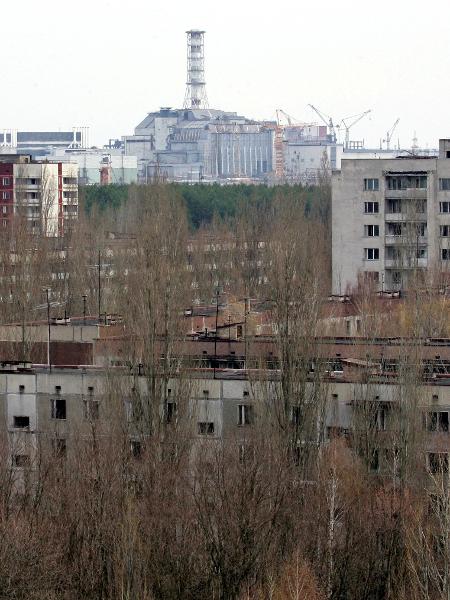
[80,182,328,229]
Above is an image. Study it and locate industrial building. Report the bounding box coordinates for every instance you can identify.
[0,154,78,236]
[332,138,450,294]
[123,31,274,183]
[0,128,89,157]
[36,148,137,186]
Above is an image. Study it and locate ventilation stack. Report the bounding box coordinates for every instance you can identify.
[183,30,208,109]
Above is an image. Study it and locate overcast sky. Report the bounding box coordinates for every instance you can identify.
[3,0,449,149]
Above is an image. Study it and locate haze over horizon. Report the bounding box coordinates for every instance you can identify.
[3,0,449,149]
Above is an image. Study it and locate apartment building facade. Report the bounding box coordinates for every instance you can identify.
[0,155,78,236]
[332,139,450,294]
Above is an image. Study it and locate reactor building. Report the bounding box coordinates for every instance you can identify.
[123,30,274,183]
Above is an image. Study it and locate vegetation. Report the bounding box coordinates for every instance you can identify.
[80,182,325,229]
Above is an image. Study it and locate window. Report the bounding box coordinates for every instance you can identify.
[364,224,379,237]
[426,411,449,432]
[364,201,379,214]
[374,407,386,431]
[198,422,214,435]
[13,416,30,428]
[51,398,66,420]
[291,405,301,426]
[439,178,450,191]
[2,177,9,186]
[440,202,450,213]
[387,222,402,236]
[202,389,209,399]
[441,225,450,237]
[52,437,67,458]
[238,404,253,426]
[13,454,30,468]
[365,248,379,260]
[130,440,142,458]
[417,247,427,259]
[2,192,10,200]
[442,249,450,260]
[387,175,427,190]
[428,452,449,474]
[387,199,402,213]
[166,401,177,424]
[19,385,25,393]
[364,178,379,191]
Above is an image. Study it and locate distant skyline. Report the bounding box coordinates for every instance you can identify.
[3,0,449,149]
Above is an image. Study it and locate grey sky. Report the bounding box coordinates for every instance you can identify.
[3,0,449,149]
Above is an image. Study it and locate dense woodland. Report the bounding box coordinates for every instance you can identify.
[0,182,450,600]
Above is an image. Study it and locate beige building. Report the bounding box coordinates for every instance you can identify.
[332,139,450,294]
[0,154,78,236]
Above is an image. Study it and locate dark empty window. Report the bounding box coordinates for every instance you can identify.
[166,401,177,424]
[13,454,30,468]
[426,411,449,432]
[198,422,214,435]
[131,440,142,458]
[13,416,30,428]
[51,398,66,419]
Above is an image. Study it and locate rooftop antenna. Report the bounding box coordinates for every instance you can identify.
[183,30,209,110]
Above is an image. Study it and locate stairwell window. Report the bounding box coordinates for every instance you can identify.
[364,178,379,191]
[364,202,379,214]
[365,248,379,260]
[364,224,379,237]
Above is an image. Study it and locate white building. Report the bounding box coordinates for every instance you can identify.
[332,139,450,294]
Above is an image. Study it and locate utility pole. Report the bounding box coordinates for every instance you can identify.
[98,249,101,323]
[213,288,219,379]
[82,294,87,326]
[46,288,51,372]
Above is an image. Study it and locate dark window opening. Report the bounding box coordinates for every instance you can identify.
[13,416,30,428]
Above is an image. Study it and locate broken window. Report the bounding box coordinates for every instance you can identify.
[13,416,30,428]
[198,422,214,435]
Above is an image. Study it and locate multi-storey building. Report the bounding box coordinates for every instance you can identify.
[0,155,78,236]
[2,355,450,481]
[332,139,450,294]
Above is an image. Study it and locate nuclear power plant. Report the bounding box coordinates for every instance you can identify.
[123,30,275,183]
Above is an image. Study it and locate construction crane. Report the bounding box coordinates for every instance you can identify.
[276,109,304,127]
[340,110,372,149]
[308,105,337,143]
[383,118,400,151]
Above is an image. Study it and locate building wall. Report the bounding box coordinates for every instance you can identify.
[332,153,450,294]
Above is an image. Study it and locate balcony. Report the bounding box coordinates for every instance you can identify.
[385,188,428,200]
[385,235,427,245]
[385,258,428,269]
